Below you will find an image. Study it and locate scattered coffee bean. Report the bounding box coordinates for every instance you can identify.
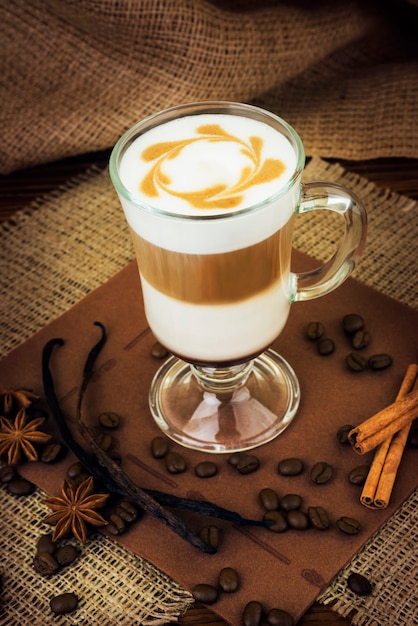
[7,478,34,496]
[191,583,218,605]
[151,341,169,359]
[336,424,355,445]
[227,451,243,467]
[106,513,126,535]
[278,457,304,476]
[33,552,60,576]
[50,592,79,615]
[55,544,79,567]
[264,510,288,533]
[0,464,17,483]
[307,506,330,530]
[259,487,280,511]
[348,464,370,486]
[305,321,325,341]
[164,451,187,474]
[347,572,373,596]
[98,411,121,429]
[195,461,218,478]
[352,329,371,350]
[243,600,264,626]
[235,453,260,475]
[41,441,63,463]
[151,436,169,459]
[66,461,86,480]
[36,533,55,555]
[266,607,295,626]
[345,352,367,372]
[310,461,334,485]
[218,566,240,593]
[343,313,364,335]
[116,499,140,523]
[96,431,113,451]
[368,353,393,371]
[286,509,309,530]
[199,525,220,549]
[317,338,335,356]
[336,516,361,535]
[280,493,302,511]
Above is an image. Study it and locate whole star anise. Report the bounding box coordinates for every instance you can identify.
[0,408,51,465]
[43,476,109,543]
[0,388,39,416]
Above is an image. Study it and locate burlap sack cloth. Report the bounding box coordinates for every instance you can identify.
[1,1,418,624]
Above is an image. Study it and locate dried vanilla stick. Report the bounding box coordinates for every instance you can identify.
[360,363,418,509]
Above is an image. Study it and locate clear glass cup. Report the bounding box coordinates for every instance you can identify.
[109,101,367,453]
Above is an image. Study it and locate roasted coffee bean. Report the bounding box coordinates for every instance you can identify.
[317,338,335,356]
[352,330,371,350]
[345,352,367,372]
[347,572,373,596]
[280,493,302,511]
[192,583,218,605]
[278,457,304,476]
[264,510,288,533]
[259,487,280,511]
[305,321,325,341]
[0,464,16,483]
[337,516,361,535]
[267,608,295,626]
[7,478,34,495]
[310,461,334,485]
[368,353,393,371]
[236,453,260,475]
[55,544,78,567]
[107,513,126,535]
[41,441,63,463]
[116,499,140,523]
[343,313,364,335]
[348,464,370,486]
[199,525,220,549]
[227,451,242,467]
[218,566,240,593]
[66,461,85,480]
[336,424,355,445]
[36,533,55,555]
[164,451,187,474]
[243,600,264,626]
[33,552,60,575]
[151,341,169,359]
[286,509,309,530]
[151,436,169,459]
[98,411,121,429]
[195,461,218,478]
[96,431,113,451]
[307,506,330,530]
[50,592,79,615]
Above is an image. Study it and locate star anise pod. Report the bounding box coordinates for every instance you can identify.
[0,408,51,465]
[43,476,109,543]
[0,388,39,417]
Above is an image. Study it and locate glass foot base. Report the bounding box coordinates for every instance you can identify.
[149,349,300,453]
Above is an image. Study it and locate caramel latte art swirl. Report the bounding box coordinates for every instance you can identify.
[117,113,299,364]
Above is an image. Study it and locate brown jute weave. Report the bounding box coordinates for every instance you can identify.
[1,0,418,174]
[0,158,417,625]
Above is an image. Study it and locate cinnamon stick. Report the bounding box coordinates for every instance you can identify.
[348,386,418,455]
[360,363,418,509]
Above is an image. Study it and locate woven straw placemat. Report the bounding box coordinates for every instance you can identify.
[1,0,418,174]
[0,158,417,625]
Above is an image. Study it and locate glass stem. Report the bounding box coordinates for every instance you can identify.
[190,361,254,398]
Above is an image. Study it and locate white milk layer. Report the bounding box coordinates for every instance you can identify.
[118,113,298,254]
[141,276,291,362]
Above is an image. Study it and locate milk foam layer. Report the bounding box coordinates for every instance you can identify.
[118,114,298,254]
[141,276,291,363]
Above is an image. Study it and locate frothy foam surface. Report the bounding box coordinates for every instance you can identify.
[119,113,297,216]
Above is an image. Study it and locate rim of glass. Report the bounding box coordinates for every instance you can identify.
[109,101,305,221]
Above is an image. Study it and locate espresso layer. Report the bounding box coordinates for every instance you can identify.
[131,218,294,305]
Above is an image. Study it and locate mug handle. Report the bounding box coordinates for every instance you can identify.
[290,181,367,302]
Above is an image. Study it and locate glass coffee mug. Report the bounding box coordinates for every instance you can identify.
[109,102,367,453]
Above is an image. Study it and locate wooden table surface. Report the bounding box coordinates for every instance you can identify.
[1,152,417,625]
